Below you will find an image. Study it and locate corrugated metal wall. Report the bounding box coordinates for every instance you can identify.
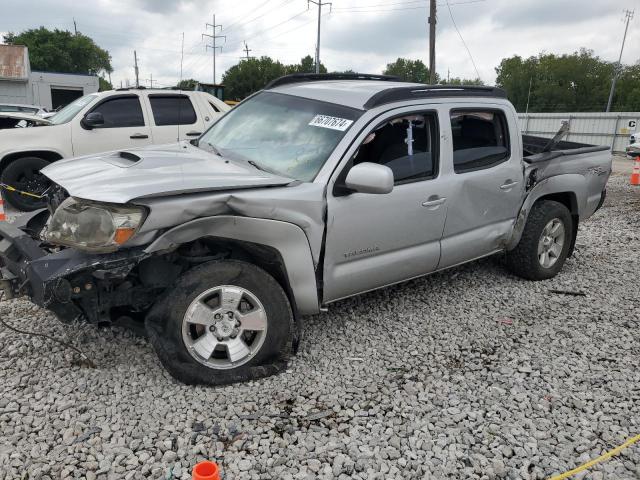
[518,113,638,153]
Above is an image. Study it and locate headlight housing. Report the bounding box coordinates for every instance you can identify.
[44,197,146,252]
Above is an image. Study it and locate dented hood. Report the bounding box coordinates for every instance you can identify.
[41,142,293,204]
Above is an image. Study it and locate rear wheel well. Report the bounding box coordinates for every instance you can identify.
[0,151,63,172]
[533,192,579,257]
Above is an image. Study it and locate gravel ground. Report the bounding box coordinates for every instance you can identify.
[1,172,639,480]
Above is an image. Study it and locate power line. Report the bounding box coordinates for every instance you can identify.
[202,14,225,84]
[445,0,481,80]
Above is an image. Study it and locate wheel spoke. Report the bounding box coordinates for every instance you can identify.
[226,337,251,363]
[186,300,216,327]
[549,220,562,237]
[539,251,548,267]
[238,308,267,331]
[220,286,243,311]
[192,333,219,359]
[549,242,562,257]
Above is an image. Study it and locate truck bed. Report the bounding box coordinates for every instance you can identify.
[522,134,610,164]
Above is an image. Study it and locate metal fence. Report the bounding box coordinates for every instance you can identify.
[517,112,638,153]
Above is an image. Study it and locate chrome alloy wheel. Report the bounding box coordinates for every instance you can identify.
[537,218,565,268]
[181,285,268,369]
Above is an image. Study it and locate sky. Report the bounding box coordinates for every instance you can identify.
[1,0,639,89]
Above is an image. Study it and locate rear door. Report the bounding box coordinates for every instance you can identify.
[323,107,448,303]
[438,105,524,268]
[146,93,205,144]
[72,94,153,156]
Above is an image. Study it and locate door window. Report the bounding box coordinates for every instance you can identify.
[353,113,439,184]
[90,96,145,128]
[149,95,197,125]
[450,109,509,173]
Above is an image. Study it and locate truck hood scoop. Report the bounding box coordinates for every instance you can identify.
[41,143,293,204]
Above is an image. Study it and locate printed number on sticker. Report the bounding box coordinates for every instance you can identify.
[309,115,353,131]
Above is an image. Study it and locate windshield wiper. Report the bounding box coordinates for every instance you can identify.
[246,160,268,172]
[204,142,224,158]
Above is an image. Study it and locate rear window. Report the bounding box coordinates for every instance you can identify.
[450,110,509,173]
[149,95,197,126]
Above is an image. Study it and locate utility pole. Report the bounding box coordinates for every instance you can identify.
[134,50,139,88]
[525,77,532,114]
[73,18,77,35]
[428,0,437,84]
[308,0,332,74]
[202,14,225,84]
[242,41,253,60]
[146,73,155,88]
[606,9,634,112]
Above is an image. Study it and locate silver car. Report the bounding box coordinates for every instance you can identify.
[0,74,612,385]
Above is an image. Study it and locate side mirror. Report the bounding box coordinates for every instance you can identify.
[345,162,394,194]
[81,112,104,129]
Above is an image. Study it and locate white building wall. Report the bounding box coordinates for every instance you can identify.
[0,80,29,104]
[29,71,99,109]
[518,112,638,153]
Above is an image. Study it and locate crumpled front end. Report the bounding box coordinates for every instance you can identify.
[0,212,156,323]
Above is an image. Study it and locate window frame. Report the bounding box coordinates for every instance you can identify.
[449,107,511,174]
[336,109,440,192]
[148,93,198,126]
[84,94,146,129]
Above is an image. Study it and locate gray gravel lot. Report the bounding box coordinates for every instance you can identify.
[1,172,639,480]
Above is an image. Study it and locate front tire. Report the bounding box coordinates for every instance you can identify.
[146,260,295,386]
[1,156,50,211]
[506,200,573,280]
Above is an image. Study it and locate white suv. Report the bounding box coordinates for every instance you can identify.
[0,88,229,210]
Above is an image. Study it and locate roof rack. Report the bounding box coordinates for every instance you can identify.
[115,86,147,91]
[363,85,507,109]
[264,73,402,90]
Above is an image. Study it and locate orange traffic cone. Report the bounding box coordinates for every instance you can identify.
[0,193,6,221]
[631,155,640,186]
[192,460,220,480]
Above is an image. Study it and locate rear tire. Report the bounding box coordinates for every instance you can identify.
[145,260,295,386]
[1,156,50,211]
[506,200,573,280]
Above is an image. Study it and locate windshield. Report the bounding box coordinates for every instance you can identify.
[0,105,39,114]
[199,91,362,181]
[49,94,99,125]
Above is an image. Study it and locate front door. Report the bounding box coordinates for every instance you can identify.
[439,107,524,268]
[323,109,447,303]
[72,94,153,156]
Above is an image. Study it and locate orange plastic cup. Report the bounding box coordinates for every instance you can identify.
[192,460,220,480]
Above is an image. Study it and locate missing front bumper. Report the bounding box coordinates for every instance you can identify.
[0,216,149,323]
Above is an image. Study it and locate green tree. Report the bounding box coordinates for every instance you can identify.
[177,78,198,90]
[286,55,327,74]
[383,58,438,83]
[222,56,287,100]
[4,27,112,76]
[98,77,112,91]
[222,55,329,100]
[493,49,640,112]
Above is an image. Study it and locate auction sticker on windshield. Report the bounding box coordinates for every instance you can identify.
[309,115,354,131]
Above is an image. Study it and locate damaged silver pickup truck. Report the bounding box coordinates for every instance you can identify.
[0,74,611,385]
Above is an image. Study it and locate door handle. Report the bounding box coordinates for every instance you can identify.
[500,181,518,190]
[422,197,446,207]
[185,131,202,137]
[130,133,149,139]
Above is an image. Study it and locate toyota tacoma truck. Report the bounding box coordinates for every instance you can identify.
[0,74,611,385]
[0,88,229,211]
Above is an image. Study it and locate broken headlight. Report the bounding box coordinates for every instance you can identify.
[44,197,146,252]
